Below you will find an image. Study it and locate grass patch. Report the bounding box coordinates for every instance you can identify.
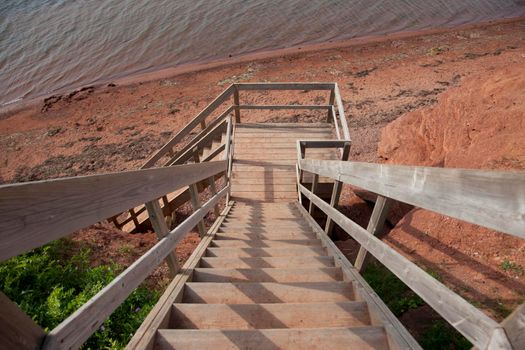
[500,259,524,276]
[362,261,424,316]
[362,261,471,349]
[0,239,159,349]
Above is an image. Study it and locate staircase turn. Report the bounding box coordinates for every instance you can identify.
[154,202,390,349]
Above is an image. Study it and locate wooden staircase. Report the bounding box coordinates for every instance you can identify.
[154,202,390,350]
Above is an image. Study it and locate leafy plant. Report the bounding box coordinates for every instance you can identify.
[420,321,471,350]
[500,259,524,276]
[362,261,424,316]
[0,239,159,349]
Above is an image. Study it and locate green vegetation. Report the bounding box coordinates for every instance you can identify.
[500,259,524,276]
[0,240,159,349]
[362,261,471,350]
[420,321,471,350]
[362,261,424,316]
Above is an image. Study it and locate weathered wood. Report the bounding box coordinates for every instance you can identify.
[235,82,335,91]
[295,203,422,350]
[188,183,206,237]
[236,104,331,110]
[333,83,351,140]
[299,139,351,149]
[207,177,220,217]
[354,195,392,272]
[165,108,230,165]
[327,88,335,122]
[500,303,525,349]
[42,186,228,350]
[233,86,241,123]
[299,184,498,348]
[0,161,226,262]
[126,201,233,350]
[141,85,234,168]
[156,327,389,350]
[144,200,180,276]
[299,159,525,239]
[0,292,45,350]
[168,119,227,166]
[308,174,319,214]
[331,106,342,139]
[325,180,342,235]
[192,267,340,282]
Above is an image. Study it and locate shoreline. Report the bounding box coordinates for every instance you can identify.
[2,14,524,118]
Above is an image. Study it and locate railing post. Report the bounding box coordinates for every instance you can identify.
[224,116,234,202]
[354,195,392,272]
[144,200,180,276]
[308,174,318,214]
[233,85,241,123]
[189,183,207,237]
[207,176,220,217]
[324,180,342,236]
[326,88,335,123]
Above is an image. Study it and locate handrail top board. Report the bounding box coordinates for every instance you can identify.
[0,161,227,262]
[299,159,525,239]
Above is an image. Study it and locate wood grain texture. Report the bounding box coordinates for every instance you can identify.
[0,161,226,262]
[500,303,525,349]
[0,292,45,350]
[142,86,234,168]
[299,184,498,348]
[43,186,228,350]
[300,159,525,239]
[126,202,234,350]
[295,203,422,350]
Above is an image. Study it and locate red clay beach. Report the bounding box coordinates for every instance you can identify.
[1,15,525,348]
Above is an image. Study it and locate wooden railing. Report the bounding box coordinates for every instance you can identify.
[0,157,232,349]
[113,82,351,232]
[296,158,525,349]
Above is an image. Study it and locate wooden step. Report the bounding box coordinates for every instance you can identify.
[210,239,322,248]
[170,301,369,329]
[218,227,313,234]
[215,232,316,240]
[156,327,389,350]
[231,192,297,201]
[230,184,298,192]
[224,218,308,225]
[199,256,333,269]
[182,282,354,303]
[205,247,325,258]
[231,177,297,185]
[220,222,311,230]
[192,267,342,283]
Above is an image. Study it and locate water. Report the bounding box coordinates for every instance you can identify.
[1,0,524,107]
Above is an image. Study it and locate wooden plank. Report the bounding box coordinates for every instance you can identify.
[500,303,525,349]
[235,82,335,90]
[166,109,229,165]
[309,174,319,214]
[354,195,392,272]
[299,184,498,348]
[192,267,341,282]
[144,200,180,276]
[233,86,241,122]
[170,301,370,329]
[156,327,388,350]
[188,184,206,237]
[299,140,351,148]
[42,186,228,350]
[0,292,45,350]
[295,203,422,350]
[141,86,234,168]
[333,83,351,140]
[168,120,227,165]
[325,180,342,235]
[126,201,234,350]
[299,159,525,239]
[0,161,226,262]
[237,104,331,110]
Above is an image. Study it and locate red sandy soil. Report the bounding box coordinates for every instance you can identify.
[1,18,524,320]
[376,64,525,320]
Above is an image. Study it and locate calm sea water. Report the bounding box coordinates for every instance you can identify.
[1,0,524,106]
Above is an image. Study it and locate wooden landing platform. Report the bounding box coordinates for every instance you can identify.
[231,123,338,202]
